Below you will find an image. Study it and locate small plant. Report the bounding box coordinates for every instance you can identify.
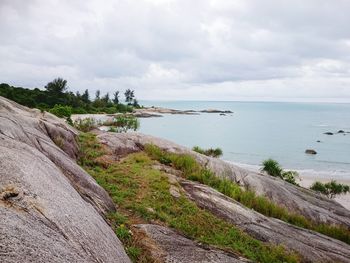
[261,159,283,178]
[113,115,139,132]
[261,159,299,186]
[73,118,96,132]
[310,180,350,198]
[108,126,117,132]
[192,146,223,158]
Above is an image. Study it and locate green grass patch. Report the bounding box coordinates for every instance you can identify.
[78,133,299,263]
[144,144,350,245]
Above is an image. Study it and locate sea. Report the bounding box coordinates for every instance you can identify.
[138,101,350,181]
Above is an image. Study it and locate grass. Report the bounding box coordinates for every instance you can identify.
[192,145,223,158]
[144,144,350,245]
[78,133,299,263]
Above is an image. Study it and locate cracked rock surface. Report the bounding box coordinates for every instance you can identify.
[0,96,130,263]
[97,132,350,228]
[134,224,251,263]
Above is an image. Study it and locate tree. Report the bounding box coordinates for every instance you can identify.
[113,91,120,104]
[102,92,110,104]
[81,89,90,103]
[45,78,68,96]
[124,89,135,105]
[310,180,350,198]
[95,90,101,100]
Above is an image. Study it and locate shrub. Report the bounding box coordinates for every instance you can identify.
[73,118,96,132]
[261,159,283,178]
[261,159,299,186]
[113,115,139,133]
[49,104,72,118]
[192,146,223,158]
[310,180,350,198]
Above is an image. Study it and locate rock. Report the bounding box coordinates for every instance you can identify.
[305,149,317,154]
[181,180,350,263]
[324,132,334,135]
[220,113,226,116]
[131,111,163,118]
[134,107,198,115]
[97,132,350,228]
[338,130,345,133]
[0,96,130,263]
[200,109,233,113]
[133,224,250,263]
[317,140,321,143]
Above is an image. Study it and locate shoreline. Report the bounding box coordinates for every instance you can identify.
[226,160,350,210]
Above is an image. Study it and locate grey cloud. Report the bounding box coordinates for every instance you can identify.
[0,0,350,100]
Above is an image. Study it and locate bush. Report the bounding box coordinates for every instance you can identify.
[261,159,283,178]
[113,115,139,133]
[310,180,350,198]
[261,159,299,186]
[73,118,96,132]
[192,146,223,158]
[49,104,72,118]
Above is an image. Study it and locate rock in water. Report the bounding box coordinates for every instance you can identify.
[0,96,130,263]
[305,149,317,154]
[324,132,334,135]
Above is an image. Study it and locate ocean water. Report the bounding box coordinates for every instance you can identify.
[138,101,350,180]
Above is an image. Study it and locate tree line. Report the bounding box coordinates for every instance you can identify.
[0,78,141,114]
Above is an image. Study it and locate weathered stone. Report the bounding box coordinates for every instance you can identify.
[181,180,350,263]
[305,149,317,154]
[0,96,130,263]
[134,224,250,263]
[97,132,350,228]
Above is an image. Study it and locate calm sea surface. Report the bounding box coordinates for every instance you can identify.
[138,101,350,180]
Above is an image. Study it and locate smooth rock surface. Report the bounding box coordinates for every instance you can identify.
[0,96,130,263]
[134,224,250,263]
[181,180,350,263]
[97,132,350,228]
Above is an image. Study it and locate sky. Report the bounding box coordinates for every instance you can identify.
[1,0,350,102]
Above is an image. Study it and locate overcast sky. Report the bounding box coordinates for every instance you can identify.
[1,0,350,101]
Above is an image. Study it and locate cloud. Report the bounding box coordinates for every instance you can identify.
[0,0,350,101]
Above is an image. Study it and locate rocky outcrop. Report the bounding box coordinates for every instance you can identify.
[134,224,250,263]
[0,96,130,263]
[181,180,350,263]
[97,132,350,228]
[305,149,317,154]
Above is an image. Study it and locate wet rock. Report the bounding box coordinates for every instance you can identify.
[305,149,317,154]
[324,132,334,135]
[338,130,345,133]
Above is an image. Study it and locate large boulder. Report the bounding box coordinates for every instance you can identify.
[134,224,250,263]
[0,96,130,263]
[97,132,350,228]
[181,180,350,263]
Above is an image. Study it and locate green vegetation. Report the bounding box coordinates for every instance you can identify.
[0,78,140,117]
[310,180,350,198]
[110,115,139,132]
[78,133,299,263]
[73,118,97,132]
[192,146,223,158]
[261,159,300,186]
[144,144,350,245]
